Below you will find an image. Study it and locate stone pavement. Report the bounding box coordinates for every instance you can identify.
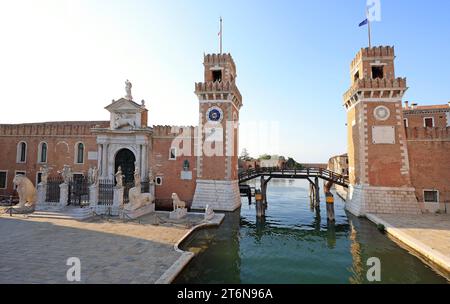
[366,213,450,278]
[0,212,207,284]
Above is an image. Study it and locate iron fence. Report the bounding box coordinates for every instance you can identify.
[98,179,114,205]
[46,176,63,203]
[68,176,89,207]
[123,181,134,205]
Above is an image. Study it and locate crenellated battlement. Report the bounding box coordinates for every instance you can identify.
[351,46,395,70]
[195,80,242,107]
[406,127,450,141]
[343,77,407,106]
[204,53,236,71]
[0,121,109,137]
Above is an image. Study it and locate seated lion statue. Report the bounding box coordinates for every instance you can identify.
[124,187,154,211]
[13,175,37,210]
[171,193,186,211]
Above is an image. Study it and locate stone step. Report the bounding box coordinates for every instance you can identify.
[28,208,93,220]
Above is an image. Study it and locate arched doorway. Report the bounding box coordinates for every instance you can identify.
[114,148,136,184]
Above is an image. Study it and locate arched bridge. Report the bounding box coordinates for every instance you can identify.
[238,167,349,188]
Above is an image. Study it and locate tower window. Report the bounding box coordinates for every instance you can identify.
[424,117,434,128]
[371,66,384,79]
[354,71,360,82]
[169,148,177,160]
[212,70,222,82]
[424,190,438,203]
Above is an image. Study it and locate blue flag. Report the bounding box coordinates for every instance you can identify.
[359,18,368,27]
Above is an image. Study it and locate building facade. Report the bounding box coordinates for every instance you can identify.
[342,46,450,215]
[0,53,243,211]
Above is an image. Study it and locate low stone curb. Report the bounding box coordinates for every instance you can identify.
[155,212,225,284]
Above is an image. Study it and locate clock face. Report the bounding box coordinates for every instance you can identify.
[206,107,223,123]
[374,106,390,121]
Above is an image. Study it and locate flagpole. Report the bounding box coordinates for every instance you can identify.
[219,17,223,54]
[367,10,372,48]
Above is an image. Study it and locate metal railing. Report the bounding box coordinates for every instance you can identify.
[46,176,63,203]
[98,179,114,205]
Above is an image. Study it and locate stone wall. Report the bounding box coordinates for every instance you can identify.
[191,180,241,211]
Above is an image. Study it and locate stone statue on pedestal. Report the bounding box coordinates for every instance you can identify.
[58,165,72,184]
[134,163,141,188]
[39,165,49,185]
[115,166,124,188]
[125,79,133,100]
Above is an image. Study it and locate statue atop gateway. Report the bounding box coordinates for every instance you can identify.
[125,79,133,100]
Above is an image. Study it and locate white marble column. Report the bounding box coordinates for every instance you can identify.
[97,144,102,176]
[102,144,108,178]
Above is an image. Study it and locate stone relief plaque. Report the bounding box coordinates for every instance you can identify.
[88,151,98,160]
[205,127,223,142]
[372,126,396,144]
[180,171,192,180]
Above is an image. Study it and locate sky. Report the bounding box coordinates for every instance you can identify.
[1,0,449,163]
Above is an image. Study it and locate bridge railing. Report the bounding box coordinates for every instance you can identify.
[238,167,349,186]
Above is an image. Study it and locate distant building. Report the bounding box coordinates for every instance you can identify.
[328,154,349,177]
[259,156,286,169]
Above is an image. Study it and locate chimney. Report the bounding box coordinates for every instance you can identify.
[411,103,418,110]
[404,101,409,109]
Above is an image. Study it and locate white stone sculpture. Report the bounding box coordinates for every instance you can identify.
[169,193,188,220]
[12,175,37,210]
[148,167,155,185]
[39,165,49,185]
[123,187,154,212]
[172,193,186,210]
[125,79,133,100]
[204,204,215,221]
[115,166,124,188]
[58,165,72,184]
[134,164,141,188]
[113,113,136,129]
[88,166,99,186]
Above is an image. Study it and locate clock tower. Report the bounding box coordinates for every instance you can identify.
[191,53,243,211]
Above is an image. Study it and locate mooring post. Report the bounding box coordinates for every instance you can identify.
[255,189,265,218]
[314,176,320,207]
[260,176,268,205]
[326,192,335,222]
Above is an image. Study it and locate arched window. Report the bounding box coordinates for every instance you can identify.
[75,143,84,164]
[38,142,47,163]
[17,141,27,163]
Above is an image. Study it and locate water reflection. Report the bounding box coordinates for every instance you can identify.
[174,179,447,284]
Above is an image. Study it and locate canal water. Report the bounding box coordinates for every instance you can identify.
[174,179,448,284]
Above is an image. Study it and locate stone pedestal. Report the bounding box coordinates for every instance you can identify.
[191,180,241,211]
[169,208,187,220]
[89,185,98,208]
[113,187,124,208]
[121,203,155,219]
[37,183,47,205]
[59,183,69,208]
[346,184,422,216]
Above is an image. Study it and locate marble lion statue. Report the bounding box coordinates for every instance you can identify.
[13,175,37,209]
[172,193,186,210]
[124,187,154,211]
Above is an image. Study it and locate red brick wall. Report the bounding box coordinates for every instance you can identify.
[0,122,107,195]
[151,127,197,209]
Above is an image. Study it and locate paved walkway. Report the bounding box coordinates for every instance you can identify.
[366,213,450,278]
[0,212,209,284]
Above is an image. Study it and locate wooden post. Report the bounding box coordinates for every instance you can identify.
[314,176,320,207]
[326,192,335,222]
[255,190,265,218]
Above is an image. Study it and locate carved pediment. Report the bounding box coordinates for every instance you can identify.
[105,98,144,114]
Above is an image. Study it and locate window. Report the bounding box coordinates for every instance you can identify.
[0,171,7,189]
[155,177,163,186]
[403,118,409,129]
[371,66,384,79]
[17,141,27,163]
[212,70,222,82]
[75,143,84,164]
[424,117,434,128]
[169,148,177,160]
[354,71,360,82]
[424,190,439,203]
[36,172,42,185]
[38,142,47,163]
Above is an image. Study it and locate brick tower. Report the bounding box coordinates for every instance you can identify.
[191,53,243,211]
[343,46,421,216]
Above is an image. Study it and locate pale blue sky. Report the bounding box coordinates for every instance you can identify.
[0,0,449,162]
